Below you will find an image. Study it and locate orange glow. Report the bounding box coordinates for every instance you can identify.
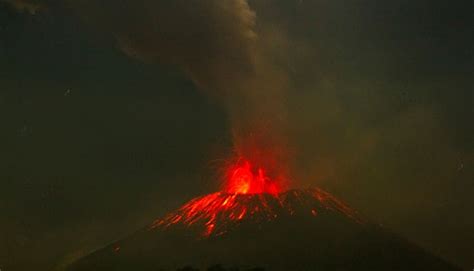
[225,159,282,195]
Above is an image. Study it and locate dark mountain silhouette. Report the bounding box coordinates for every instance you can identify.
[68,188,460,271]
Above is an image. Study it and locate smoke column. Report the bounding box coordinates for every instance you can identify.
[73,0,291,184]
[2,0,291,185]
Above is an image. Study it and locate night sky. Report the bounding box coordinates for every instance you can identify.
[0,0,472,270]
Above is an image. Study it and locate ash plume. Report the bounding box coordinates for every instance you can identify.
[74,0,258,91]
[71,0,291,177]
[1,0,44,14]
[3,0,291,177]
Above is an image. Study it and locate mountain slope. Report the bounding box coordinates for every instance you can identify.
[68,188,460,271]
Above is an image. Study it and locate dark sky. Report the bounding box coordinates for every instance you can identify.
[0,1,472,270]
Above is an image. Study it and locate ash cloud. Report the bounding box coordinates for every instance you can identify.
[5,0,292,175]
[71,0,291,175]
[1,0,43,14]
[73,0,258,93]
[70,0,290,174]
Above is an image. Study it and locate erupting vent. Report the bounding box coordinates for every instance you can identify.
[225,159,283,195]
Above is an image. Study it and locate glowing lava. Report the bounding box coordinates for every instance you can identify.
[150,159,362,237]
[151,188,364,237]
[225,160,282,195]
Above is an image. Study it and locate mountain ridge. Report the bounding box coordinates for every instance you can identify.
[68,188,460,271]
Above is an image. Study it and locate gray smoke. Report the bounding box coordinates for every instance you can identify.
[69,0,290,171]
[3,0,291,170]
[1,0,43,14]
[73,0,258,93]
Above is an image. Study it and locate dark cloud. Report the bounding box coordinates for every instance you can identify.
[2,0,293,177]
[1,0,44,14]
[68,0,292,177]
[4,0,259,93]
[72,0,257,93]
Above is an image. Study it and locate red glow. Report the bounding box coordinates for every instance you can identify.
[225,159,283,195]
[149,149,364,238]
[151,188,365,237]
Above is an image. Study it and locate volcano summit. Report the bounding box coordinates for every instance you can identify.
[68,187,459,271]
[151,188,364,238]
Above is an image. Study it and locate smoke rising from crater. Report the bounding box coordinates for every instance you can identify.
[71,0,290,176]
[3,0,292,180]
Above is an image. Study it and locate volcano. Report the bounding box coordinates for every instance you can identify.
[68,187,459,271]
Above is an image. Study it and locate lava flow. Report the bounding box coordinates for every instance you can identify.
[151,160,363,237]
